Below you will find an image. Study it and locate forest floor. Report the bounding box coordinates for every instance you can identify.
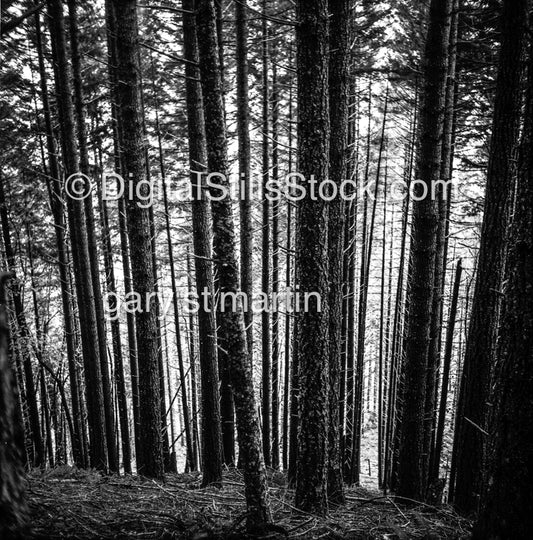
[25,466,472,539]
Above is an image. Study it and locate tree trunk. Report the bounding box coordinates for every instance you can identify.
[181,0,223,487]
[34,9,85,468]
[0,180,44,469]
[430,258,462,486]
[261,0,272,469]
[196,0,270,526]
[326,0,349,503]
[113,0,163,479]
[472,39,533,537]
[0,273,28,538]
[271,56,280,471]
[294,0,330,515]
[47,0,108,471]
[235,0,254,369]
[67,0,119,474]
[451,0,528,514]
[396,0,451,500]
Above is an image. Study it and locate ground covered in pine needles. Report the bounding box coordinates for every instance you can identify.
[25,467,471,539]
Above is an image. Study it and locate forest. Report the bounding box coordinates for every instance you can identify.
[0,0,532,538]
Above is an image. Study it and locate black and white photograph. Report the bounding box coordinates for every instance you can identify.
[0,0,531,538]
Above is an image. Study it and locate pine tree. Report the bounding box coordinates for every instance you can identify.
[294,0,330,515]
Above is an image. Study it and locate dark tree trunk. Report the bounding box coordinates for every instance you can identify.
[271,57,280,471]
[47,0,108,471]
[67,0,119,474]
[181,0,223,487]
[294,0,330,515]
[472,39,533,538]
[326,0,349,504]
[0,273,28,538]
[423,0,459,490]
[451,0,528,514]
[430,258,462,486]
[0,181,44,469]
[396,0,451,500]
[235,0,254,369]
[196,0,270,526]
[105,0,141,467]
[113,0,163,479]
[34,9,85,468]
[261,0,272,469]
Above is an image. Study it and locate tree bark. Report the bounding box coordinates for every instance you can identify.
[47,0,108,471]
[472,38,533,537]
[396,0,451,500]
[0,273,28,538]
[196,0,270,526]
[451,0,528,514]
[112,0,163,479]
[181,0,223,487]
[294,0,330,515]
[326,0,349,503]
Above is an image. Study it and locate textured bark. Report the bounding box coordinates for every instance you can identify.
[181,0,223,487]
[472,42,533,538]
[105,0,141,468]
[423,0,459,490]
[430,258,462,486]
[452,0,528,514]
[196,0,270,526]
[0,273,28,538]
[271,57,280,471]
[396,0,451,500]
[326,0,349,504]
[113,0,163,479]
[34,10,85,467]
[67,0,119,474]
[47,0,108,471]
[261,0,272,469]
[0,180,44,469]
[235,0,254,369]
[96,155,132,475]
[294,0,330,515]
[186,252,200,471]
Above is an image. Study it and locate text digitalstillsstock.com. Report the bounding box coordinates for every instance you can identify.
[65,170,455,208]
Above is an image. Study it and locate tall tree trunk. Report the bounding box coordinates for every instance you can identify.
[113,0,163,479]
[67,0,119,474]
[451,0,527,514]
[96,154,132,475]
[326,0,349,503]
[423,0,459,490]
[430,258,462,486]
[235,0,254,369]
[0,273,28,537]
[294,0,330,515]
[261,0,272,469]
[196,0,270,526]
[105,0,142,469]
[271,57,280,471]
[472,38,533,537]
[48,0,109,471]
[396,0,451,500]
[34,9,85,468]
[181,0,223,487]
[0,181,44,468]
